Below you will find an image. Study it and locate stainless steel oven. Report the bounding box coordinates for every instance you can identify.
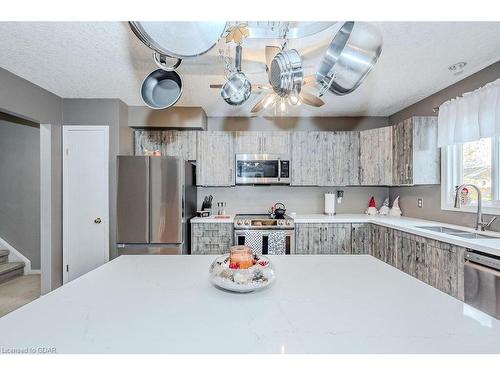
[235,154,290,185]
[234,214,295,255]
[464,250,500,319]
[234,229,295,255]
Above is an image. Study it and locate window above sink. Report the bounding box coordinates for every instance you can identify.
[441,136,500,215]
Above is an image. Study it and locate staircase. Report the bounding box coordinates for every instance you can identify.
[0,249,25,284]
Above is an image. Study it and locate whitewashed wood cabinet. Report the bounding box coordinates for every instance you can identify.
[295,223,352,254]
[370,225,465,300]
[291,132,359,186]
[359,127,393,185]
[290,132,322,185]
[392,116,440,185]
[134,130,197,160]
[233,131,291,155]
[321,132,360,186]
[351,223,371,254]
[196,131,235,186]
[191,223,234,255]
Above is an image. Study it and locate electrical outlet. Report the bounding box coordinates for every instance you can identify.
[417,198,423,208]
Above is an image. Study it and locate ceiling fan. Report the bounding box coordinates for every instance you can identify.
[210,45,325,113]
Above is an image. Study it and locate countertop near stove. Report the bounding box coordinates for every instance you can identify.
[190,214,235,223]
[1,255,499,353]
[190,214,500,257]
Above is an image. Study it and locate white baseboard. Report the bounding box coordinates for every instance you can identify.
[0,236,32,275]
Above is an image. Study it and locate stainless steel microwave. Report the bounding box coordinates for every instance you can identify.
[235,154,291,185]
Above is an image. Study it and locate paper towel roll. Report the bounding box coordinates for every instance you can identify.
[324,193,336,215]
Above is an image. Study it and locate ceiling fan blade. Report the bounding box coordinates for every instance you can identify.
[209,84,223,89]
[255,84,272,90]
[303,75,316,86]
[299,91,325,107]
[251,93,277,113]
[265,46,281,70]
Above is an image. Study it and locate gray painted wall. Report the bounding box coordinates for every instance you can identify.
[388,61,500,232]
[0,67,63,293]
[389,61,500,125]
[198,186,389,215]
[0,119,40,268]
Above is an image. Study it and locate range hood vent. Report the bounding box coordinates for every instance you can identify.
[128,106,207,130]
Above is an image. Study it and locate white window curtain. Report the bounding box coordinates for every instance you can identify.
[437,78,500,147]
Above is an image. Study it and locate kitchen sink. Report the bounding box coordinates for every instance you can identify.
[416,226,469,234]
[450,232,498,239]
[416,226,499,239]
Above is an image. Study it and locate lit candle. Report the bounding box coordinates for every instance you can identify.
[229,246,254,269]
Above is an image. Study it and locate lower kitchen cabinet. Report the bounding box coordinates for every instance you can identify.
[295,223,352,254]
[191,223,234,255]
[370,225,466,300]
[351,223,371,254]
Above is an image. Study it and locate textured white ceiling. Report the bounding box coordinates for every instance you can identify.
[0,21,499,117]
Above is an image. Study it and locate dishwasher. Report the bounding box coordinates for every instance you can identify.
[464,250,500,319]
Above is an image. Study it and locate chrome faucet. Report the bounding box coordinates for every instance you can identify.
[454,184,497,231]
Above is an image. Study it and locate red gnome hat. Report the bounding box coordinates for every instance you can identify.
[368,196,376,208]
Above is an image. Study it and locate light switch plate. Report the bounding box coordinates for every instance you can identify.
[417,198,423,208]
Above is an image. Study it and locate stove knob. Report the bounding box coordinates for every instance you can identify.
[236,220,243,226]
[244,220,251,226]
[286,220,293,226]
[277,219,285,226]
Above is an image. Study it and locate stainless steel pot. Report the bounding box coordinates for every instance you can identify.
[141,69,183,110]
[316,22,382,96]
[221,45,252,106]
[130,21,227,71]
[270,49,303,97]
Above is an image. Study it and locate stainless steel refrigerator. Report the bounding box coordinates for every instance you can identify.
[116,156,196,255]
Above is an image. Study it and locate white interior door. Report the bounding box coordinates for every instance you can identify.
[63,126,109,283]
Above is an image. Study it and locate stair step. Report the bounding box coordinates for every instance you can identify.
[0,261,25,284]
[0,249,9,264]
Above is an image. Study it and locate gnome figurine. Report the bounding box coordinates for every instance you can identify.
[365,196,378,216]
[379,197,390,216]
[389,196,402,217]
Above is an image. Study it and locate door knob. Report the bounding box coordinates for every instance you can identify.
[94,218,102,224]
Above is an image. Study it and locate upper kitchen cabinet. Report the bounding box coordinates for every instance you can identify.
[392,116,440,185]
[291,131,359,186]
[290,132,322,185]
[233,131,291,155]
[134,130,197,161]
[321,131,360,186]
[359,126,393,185]
[196,131,235,186]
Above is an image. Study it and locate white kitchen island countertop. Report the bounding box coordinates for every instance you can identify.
[1,255,499,354]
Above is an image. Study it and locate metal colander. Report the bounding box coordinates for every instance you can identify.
[269,49,304,97]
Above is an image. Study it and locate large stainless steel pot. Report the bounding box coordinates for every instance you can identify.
[141,69,183,110]
[129,21,227,70]
[316,22,382,96]
[270,49,303,97]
